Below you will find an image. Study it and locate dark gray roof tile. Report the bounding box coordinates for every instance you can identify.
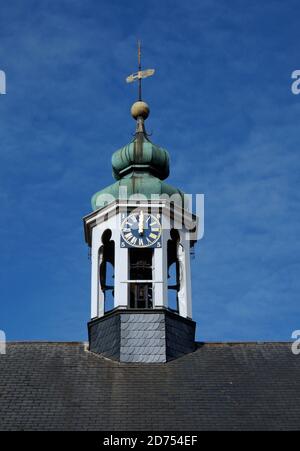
[0,342,299,431]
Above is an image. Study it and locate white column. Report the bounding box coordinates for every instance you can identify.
[91,227,104,319]
[97,247,105,318]
[110,219,129,309]
[153,240,168,308]
[177,231,192,319]
[113,245,129,309]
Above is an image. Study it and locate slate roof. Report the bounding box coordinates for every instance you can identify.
[0,342,299,431]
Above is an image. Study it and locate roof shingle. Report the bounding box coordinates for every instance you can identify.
[0,342,299,431]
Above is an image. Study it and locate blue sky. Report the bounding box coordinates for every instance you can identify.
[0,0,300,342]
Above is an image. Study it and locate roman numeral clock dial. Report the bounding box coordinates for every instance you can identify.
[120,212,162,248]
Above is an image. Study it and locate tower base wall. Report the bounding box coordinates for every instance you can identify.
[88,309,196,363]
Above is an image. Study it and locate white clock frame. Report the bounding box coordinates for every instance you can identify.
[120,211,162,248]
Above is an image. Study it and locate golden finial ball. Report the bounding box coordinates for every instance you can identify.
[131,101,150,120]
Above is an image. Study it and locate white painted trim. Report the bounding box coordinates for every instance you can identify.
[83,199,198,246]
[121,280,164,283]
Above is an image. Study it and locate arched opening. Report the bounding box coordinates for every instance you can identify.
[167,229,180,313]
[129,248,153,309]
[99,229,115,314]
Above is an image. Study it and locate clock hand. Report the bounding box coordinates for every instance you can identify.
[138,210,144,235]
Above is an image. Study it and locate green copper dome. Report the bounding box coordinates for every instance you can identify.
[91,173,184,211]
[112,133,169,181]
[91,103,184,211]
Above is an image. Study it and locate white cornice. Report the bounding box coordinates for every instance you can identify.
[83,199,198,246]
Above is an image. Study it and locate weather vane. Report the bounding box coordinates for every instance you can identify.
[126,40,155,101]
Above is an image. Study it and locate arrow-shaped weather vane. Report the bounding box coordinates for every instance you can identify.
[126,40,155,101]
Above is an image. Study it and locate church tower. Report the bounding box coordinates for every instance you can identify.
[84,43,199,362]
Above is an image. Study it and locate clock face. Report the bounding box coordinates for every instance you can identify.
[120,211,162,248]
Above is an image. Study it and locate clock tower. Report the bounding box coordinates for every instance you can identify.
[84,45,199,362]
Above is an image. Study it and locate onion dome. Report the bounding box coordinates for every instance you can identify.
[112,101,169,180]
[112,135,170,181]
[91,101,184,211]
